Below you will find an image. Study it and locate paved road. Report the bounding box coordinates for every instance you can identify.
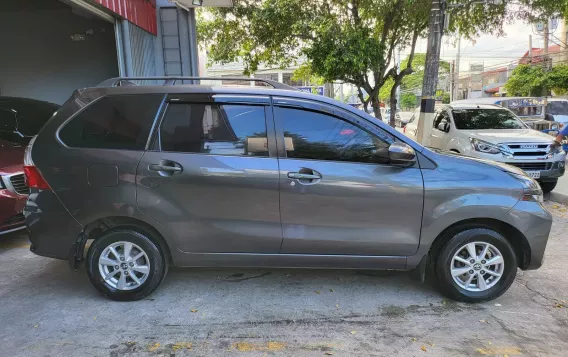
[1,201,568,356]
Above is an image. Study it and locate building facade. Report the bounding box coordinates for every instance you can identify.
[0,0,226,104]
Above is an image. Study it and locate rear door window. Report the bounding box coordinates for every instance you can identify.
[158,103,268,157]
[59,94,163,150]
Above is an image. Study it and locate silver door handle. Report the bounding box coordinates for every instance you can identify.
[288,172,321,180]
[149,164,182,172]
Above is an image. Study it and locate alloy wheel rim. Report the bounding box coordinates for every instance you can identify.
[450,241,504,292]
[98,241,150,291]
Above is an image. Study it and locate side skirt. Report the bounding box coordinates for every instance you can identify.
[173,252,408,270]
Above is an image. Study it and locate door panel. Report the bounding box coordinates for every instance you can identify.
[430,111,449,150]
[136,100,282,253]
[279,160,424,255]
[274,103,424,256]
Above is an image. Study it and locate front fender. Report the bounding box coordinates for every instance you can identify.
[406,151,523,268]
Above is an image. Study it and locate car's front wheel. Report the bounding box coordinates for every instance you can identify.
[434,228,517,302]
[86,229,167,301]
[539,180,557,193]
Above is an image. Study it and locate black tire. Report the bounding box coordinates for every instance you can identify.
[434,228,517,303]
[87,229,167,301]
[540,180,557,193]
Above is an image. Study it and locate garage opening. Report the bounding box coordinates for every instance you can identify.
[0,0,119,105]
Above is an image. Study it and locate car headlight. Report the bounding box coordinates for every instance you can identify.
[470,138,501,154]
[509,173,543,203]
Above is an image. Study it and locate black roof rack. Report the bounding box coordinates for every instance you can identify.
[97,76,299,91]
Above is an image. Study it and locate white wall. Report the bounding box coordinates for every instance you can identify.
[0,3,119,104]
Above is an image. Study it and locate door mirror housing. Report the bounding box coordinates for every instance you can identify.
[388,141,416,167]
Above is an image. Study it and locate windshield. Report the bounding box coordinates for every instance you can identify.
[452,109,527,130]
[548,101,568,116]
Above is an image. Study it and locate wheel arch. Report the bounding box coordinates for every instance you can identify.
[82,216,174,265]
[428,218,531,270]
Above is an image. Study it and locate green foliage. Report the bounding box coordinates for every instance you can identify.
[198,0,564,121]
[549,64,568,96]
[441,92,451,104]
[291,64,325,86]
[400,93,417,109]
[504,64,568,97]
[379,53,450,102]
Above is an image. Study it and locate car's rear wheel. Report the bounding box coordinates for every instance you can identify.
[540,180,557,193]
[434,228,517,302]
[86,229,167,301]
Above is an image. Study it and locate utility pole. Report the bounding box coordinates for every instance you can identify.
[543,20,549,112]
[454,36,461,101]
[562,19,568,65]
[528,35,532,63]
[416,0,444,146]
[395,49,401,109]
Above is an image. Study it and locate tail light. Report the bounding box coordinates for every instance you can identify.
[23,136,50,190]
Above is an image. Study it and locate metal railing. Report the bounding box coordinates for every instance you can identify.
[97,77,299,91]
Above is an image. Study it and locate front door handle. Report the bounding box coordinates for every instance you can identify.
[149,164,182,172]
[288,172,321,180]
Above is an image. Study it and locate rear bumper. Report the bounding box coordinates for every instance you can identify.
[503,200,553,270]
[24,189,83,260]
[0,189,27,235]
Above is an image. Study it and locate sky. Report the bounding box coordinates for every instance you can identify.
[407,20,563,76]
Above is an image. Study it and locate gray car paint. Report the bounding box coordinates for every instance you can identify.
[25,84,552,272]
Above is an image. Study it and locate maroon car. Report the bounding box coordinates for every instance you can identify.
[0,97,59,235]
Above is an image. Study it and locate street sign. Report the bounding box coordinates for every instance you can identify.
[297,86,324,96]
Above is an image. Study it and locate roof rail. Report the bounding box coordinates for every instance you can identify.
[96,77,300,91]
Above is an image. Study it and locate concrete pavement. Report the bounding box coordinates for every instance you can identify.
[1,201,568,356]
[548,173,568,205]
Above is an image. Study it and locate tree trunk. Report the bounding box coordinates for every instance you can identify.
[371,94,382,120]
[389,84,399,128]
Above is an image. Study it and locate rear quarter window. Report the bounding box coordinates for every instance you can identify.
[59,94,163,150]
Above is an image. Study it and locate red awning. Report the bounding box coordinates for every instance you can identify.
[94,0,157,35]
[485,87,500,94]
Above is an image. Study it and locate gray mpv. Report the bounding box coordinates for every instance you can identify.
[23,77,552,302]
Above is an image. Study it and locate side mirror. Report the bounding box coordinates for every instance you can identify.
[389,141,416,167]
[437,121,450,132]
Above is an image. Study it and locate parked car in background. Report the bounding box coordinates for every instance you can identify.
[404,103,565,193]
[0,97,59,235]
[547,98,568,126]
[452,97,558,132]
[25,77,552,303]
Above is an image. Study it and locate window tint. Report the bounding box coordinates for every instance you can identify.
[548,101,568,115]
[275,107,393,164]
[452,109,526,130]
[59,94,163,150]
[159,103,268,157]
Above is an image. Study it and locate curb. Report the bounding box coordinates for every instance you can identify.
[545,192,568,206]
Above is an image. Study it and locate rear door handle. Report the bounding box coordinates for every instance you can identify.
[149,164,182,172]
[287,172,321,180]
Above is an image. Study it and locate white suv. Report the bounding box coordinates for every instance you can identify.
[404,104,566,192]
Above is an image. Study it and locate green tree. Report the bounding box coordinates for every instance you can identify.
[549,64,568,96]
[504,64,568,97]
[400,93,417,109]
[199,0,564,126]
[198,0,430,126]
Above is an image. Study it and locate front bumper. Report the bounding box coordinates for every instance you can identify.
[462,150,565,182]
[503,200,553,270]
[0,189,27,235]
